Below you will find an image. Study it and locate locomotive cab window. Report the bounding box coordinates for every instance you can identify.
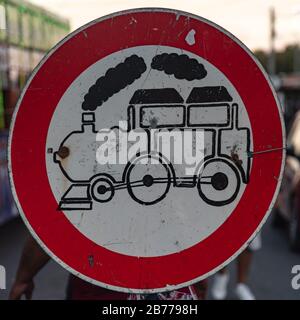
[140,105,185,128]
[187,104,230,127]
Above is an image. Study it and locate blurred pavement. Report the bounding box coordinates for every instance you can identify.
[0,215,299,300]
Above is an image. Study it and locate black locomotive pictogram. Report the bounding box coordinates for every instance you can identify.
[53,54,251,210]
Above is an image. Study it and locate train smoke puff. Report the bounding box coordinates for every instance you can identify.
[82,55,147,110]
[151,53,207,81]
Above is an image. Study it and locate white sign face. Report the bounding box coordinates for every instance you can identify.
[46,45,252,257]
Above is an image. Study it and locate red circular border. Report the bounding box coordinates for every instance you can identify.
[9,9,284,291]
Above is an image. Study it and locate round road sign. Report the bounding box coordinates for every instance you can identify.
[8,8,285,293]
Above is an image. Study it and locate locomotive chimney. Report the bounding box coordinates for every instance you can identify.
[82,112,95,132]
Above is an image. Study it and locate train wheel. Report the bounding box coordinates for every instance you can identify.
[197,158,241,206]
[91,177,115,203]
[126,154,171,205]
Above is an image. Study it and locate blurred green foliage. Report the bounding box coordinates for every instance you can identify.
[254,45,300,74]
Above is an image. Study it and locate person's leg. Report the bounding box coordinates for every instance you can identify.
[235,248,256,300]
[218,267,228,275]
[211,267,229,300]
[235,233,261,300]
[237,249,253,284]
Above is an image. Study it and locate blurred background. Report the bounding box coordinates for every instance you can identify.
[0,0,300,300]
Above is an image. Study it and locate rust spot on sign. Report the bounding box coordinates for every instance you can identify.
[57,146,70,159]
[231,151,243,166]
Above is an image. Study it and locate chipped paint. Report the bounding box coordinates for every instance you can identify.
[88,255,94,267]
[185,29,196,46]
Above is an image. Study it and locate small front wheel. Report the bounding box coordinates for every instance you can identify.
[90,177,115,203]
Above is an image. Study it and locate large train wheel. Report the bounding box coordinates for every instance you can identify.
[126,154,171,205]
[197,158,241,206]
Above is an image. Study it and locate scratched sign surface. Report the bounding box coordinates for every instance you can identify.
[8,9,285,293]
